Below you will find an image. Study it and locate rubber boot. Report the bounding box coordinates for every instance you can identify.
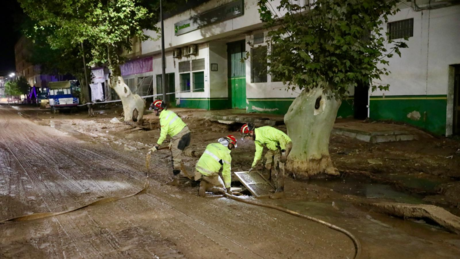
[199,181,207,197]
[269,188,285,199]
[168,170,181,186]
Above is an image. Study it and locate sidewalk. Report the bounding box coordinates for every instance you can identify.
[145,108,425,143]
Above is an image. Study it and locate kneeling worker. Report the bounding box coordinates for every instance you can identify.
[195,135,237,197]
[240,123,292,199]
[149,100,191,184]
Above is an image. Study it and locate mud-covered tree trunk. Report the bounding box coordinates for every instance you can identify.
[285,87,341,177]
[110,76,146,125]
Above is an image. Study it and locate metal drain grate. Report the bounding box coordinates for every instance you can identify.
[234,171,274,198]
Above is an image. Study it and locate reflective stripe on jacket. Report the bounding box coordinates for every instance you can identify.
[252,126,292,167]
[157,110,186,145]
[196,143,232,188]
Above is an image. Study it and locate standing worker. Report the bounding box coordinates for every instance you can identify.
[240,123,292,199]
[149,100,191,184]
[194,135,237,197]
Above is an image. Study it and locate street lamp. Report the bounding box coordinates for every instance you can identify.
[9,73,15,78]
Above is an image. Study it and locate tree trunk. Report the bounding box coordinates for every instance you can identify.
[285,87,341,177]
[110,76,146,125]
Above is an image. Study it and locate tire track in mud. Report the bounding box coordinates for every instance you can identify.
[0,106,354,258]
[0,106,145,216]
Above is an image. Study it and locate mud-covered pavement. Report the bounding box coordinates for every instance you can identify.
[1,104,460,258]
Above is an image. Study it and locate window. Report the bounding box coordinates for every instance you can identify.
[180,73,191,92]
[388,19,413,40]
[251,46,267,83]
[193,72,205,92]
[253,32,264,45]
[156,73,175,97]
[137,76,153,96]
[179,61,191,73]
[270,44,282,82]
[192,59,205,71]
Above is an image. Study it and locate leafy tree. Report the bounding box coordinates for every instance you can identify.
[18,0,184,122]
[5,76,30,96]
[257,0,407,176]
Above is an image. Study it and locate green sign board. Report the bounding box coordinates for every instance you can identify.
[174,0,244,36]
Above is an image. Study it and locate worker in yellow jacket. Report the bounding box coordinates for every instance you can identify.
[194,135,237,197]
[149,100,191,184]
[240,123,292,199]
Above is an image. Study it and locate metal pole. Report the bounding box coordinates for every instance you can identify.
[81,42,89,103]
[160,0,167,103]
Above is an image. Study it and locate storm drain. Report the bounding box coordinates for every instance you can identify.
[234,171,274,198]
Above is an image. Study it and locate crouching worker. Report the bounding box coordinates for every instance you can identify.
[149,100,191,184]
[195,135,237,197]
[240,123,292,199]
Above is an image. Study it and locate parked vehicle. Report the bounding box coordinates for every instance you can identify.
[48,80,80,113]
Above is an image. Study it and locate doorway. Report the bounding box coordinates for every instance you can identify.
[454,66,460,135]
[227,40,246,109]
[354,80,369,120]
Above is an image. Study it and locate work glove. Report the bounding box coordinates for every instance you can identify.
[150,145,159,153]
[168,142,173,150]
[280,151,287,163]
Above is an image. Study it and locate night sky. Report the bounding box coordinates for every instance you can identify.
[0,0,23,77]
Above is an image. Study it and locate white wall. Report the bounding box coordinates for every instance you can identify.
[373,5,460,97]
[244,32,302,99]
[142,0,264,55]
[152,43,210,99]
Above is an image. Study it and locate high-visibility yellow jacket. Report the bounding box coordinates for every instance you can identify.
[252,126,292,167]
[196,143,232,188]
[157,110,186,145]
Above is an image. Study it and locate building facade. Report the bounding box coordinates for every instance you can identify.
[128,0,459,136]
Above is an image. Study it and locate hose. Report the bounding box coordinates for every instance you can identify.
[223,193,362,259]
[0,181,150,224]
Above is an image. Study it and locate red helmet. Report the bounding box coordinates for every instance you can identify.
[226,135,237,147]
[240,123,254,135]
[152,100,164,111]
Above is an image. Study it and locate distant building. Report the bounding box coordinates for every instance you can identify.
[0,76,5,97]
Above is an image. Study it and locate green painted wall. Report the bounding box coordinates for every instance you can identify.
[247,97,355,118]
[179,98,229,110]
[369,95,447,135]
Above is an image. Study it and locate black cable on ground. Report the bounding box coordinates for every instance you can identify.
[223,193,362,259]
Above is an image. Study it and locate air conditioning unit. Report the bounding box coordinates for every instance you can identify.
[173,49,181,58]
[182,46,190,56]
[189,44,198,56]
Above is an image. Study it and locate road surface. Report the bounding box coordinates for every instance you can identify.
[0,105,354,258]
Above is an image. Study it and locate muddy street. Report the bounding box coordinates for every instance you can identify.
[1,104,460,258]
[0,104,356,258]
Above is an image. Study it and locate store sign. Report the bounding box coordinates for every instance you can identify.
[174,0,244,36]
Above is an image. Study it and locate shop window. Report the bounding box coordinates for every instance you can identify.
[193,72,205,92]
[192,59,205,71]
[388,19,413,40]
[180,73,191,92]
[251,46,267,83]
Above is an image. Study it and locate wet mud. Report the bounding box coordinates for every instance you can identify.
[1,104,460,258]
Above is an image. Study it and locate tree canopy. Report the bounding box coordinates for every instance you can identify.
[257,0,407,98]
[5,77,30,96]
[18,0,183,76]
